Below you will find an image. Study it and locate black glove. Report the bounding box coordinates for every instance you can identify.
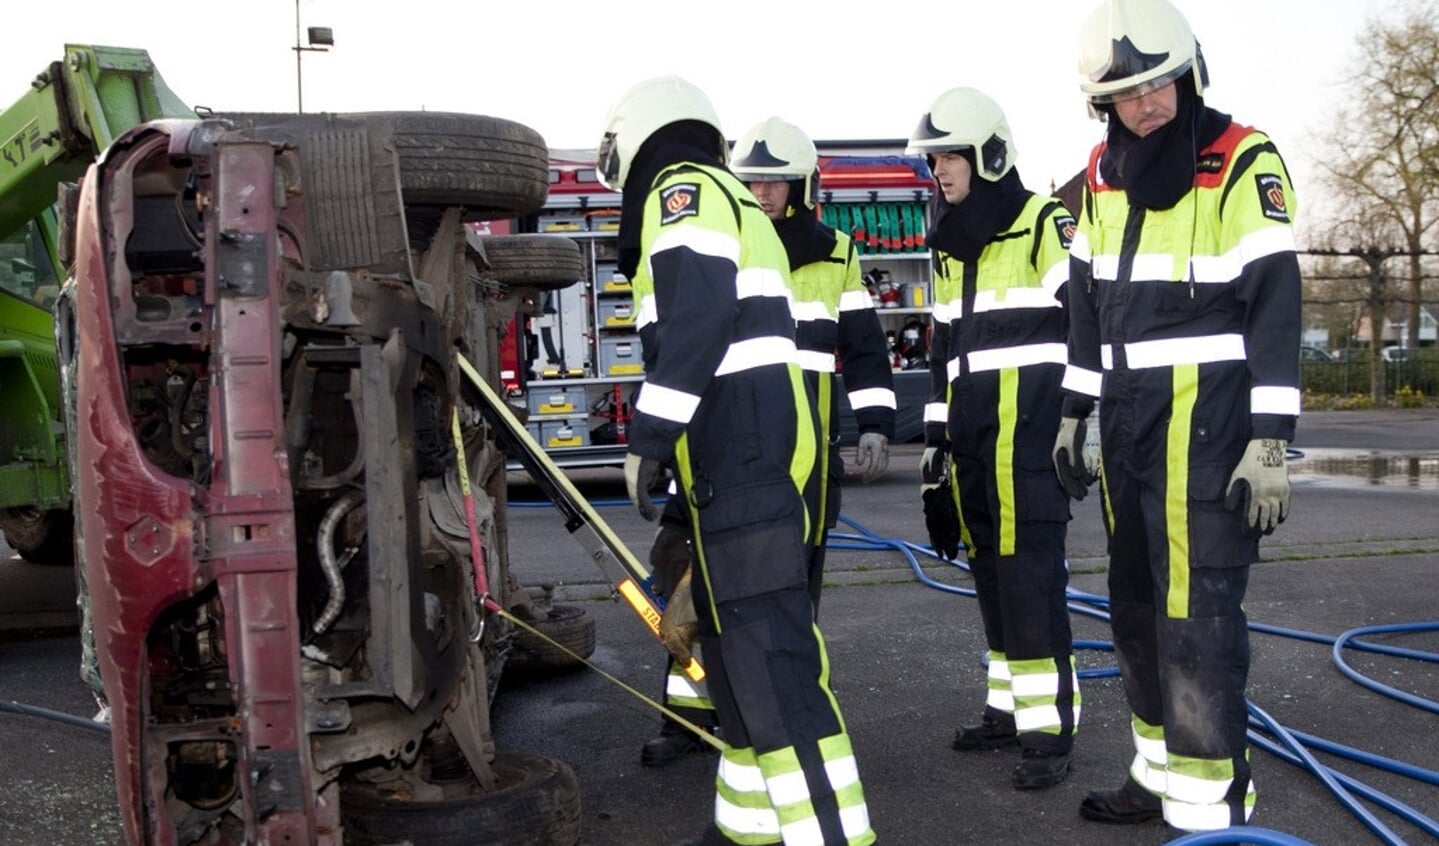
[923,485,962,561]
[624,453,665,522]
[1053,416,1099,501]
[919,446,961,561]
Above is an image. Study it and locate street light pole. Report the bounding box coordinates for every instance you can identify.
[292,0,333,114]
[294,0,304,112]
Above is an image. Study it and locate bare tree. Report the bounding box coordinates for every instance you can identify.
[1314,3,1439,350]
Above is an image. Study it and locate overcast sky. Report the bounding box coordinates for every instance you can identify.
[4,0,1404,242]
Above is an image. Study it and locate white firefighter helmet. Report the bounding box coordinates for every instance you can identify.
[595,75,724,192]
[731,116,821,209]
[905,87,1016,182]
[1077,0,1208,108]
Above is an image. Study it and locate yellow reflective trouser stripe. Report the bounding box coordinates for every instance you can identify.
[789,364,817,544]
[1011,655,1082,735]
[1129,715,1168,796]
[666,661,712,710]
[1165,750,1255,831]
[715,736,875,845]
[1165,364,1198,618]
[985,651,1014,712]
[997,368,1018,556]
[715,747,781,844]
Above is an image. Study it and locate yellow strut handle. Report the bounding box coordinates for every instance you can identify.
[456,354,705,683]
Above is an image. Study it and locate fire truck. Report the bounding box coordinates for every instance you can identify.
[504,143,935,467]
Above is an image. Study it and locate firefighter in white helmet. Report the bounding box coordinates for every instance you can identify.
[1059,0,1301,832]
[638,116,898,774]
[908,86,1081,790]
[598,75,875,846]
[733,116,897,592]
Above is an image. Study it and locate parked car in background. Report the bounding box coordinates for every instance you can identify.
[1380,346,1410,363]
[1300,345,1334,362]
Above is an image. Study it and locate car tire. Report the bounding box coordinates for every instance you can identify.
[508,604,597,670]
[478,235,585,291]
[0,507,74,566]
[341,752,582,846]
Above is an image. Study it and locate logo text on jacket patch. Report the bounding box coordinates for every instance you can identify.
[1054,214,1078,249]
[1196,153,1225,174]
[1255,174,1289,222]
[660,184,700,225]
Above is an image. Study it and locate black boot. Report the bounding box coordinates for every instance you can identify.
[1079,776,1164,824]
[952,713,1018,751]
[640,719,710,768]
[1011,747,1071,789]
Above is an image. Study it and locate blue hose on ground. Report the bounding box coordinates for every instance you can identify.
[0,699,110,734]
[835,511,1437,846]
[1166,828,1319,846]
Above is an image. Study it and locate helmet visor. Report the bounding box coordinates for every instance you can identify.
[1086,61,1193,105]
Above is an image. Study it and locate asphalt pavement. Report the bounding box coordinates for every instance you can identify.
[2,409,1437,845]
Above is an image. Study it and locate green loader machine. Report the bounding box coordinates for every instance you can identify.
[0,45,192,562]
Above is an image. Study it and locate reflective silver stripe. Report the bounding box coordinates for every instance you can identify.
[967,342,1068,372]
[635,292,657,330]
[838,289,875,311]
[792,299,832,322]
[933,300,960,322]
[665,671,705,700]
[715,336,797,376]
[1040,261,1069,297]
[1100,344,1114,370]
[1062,364,1103,398]
[972,287,1061,313]
[1130,751,1168,796]
[1251,385,1300,415]
[1015,703,1061,732]
[848,386,897,410]
[840,805,873,841]
[1167,769,1232,806]
[714,796,780,838]
[767,769,811,806]
[779,818,823,844]
[797,349,836,373]
[986,655,1014,712]
[1069,229,1092,261]
[924,401,947,424]
[650,223,740,265]
[946,357,961,382]
[1123,334,1246,369]
[1189,225,1297,284]
[636,382,701,424]
[715,756,779,837]
[1011,668,1060,697]
[1090,252,1174,283]
[1165,797,1253,832]
[719,754,767,790]
[736,266,792,302]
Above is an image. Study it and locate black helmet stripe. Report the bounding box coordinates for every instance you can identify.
[1099,35,1171,83]
[733,139,791,168]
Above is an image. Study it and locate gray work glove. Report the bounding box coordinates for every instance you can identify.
[1053,416,1100,501]
[659,565,699,666]
[624,453,664,522]
[648,522,691,599]
[919,446,962,561]
[853,432,890,484]
[1225,438,1290,537]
